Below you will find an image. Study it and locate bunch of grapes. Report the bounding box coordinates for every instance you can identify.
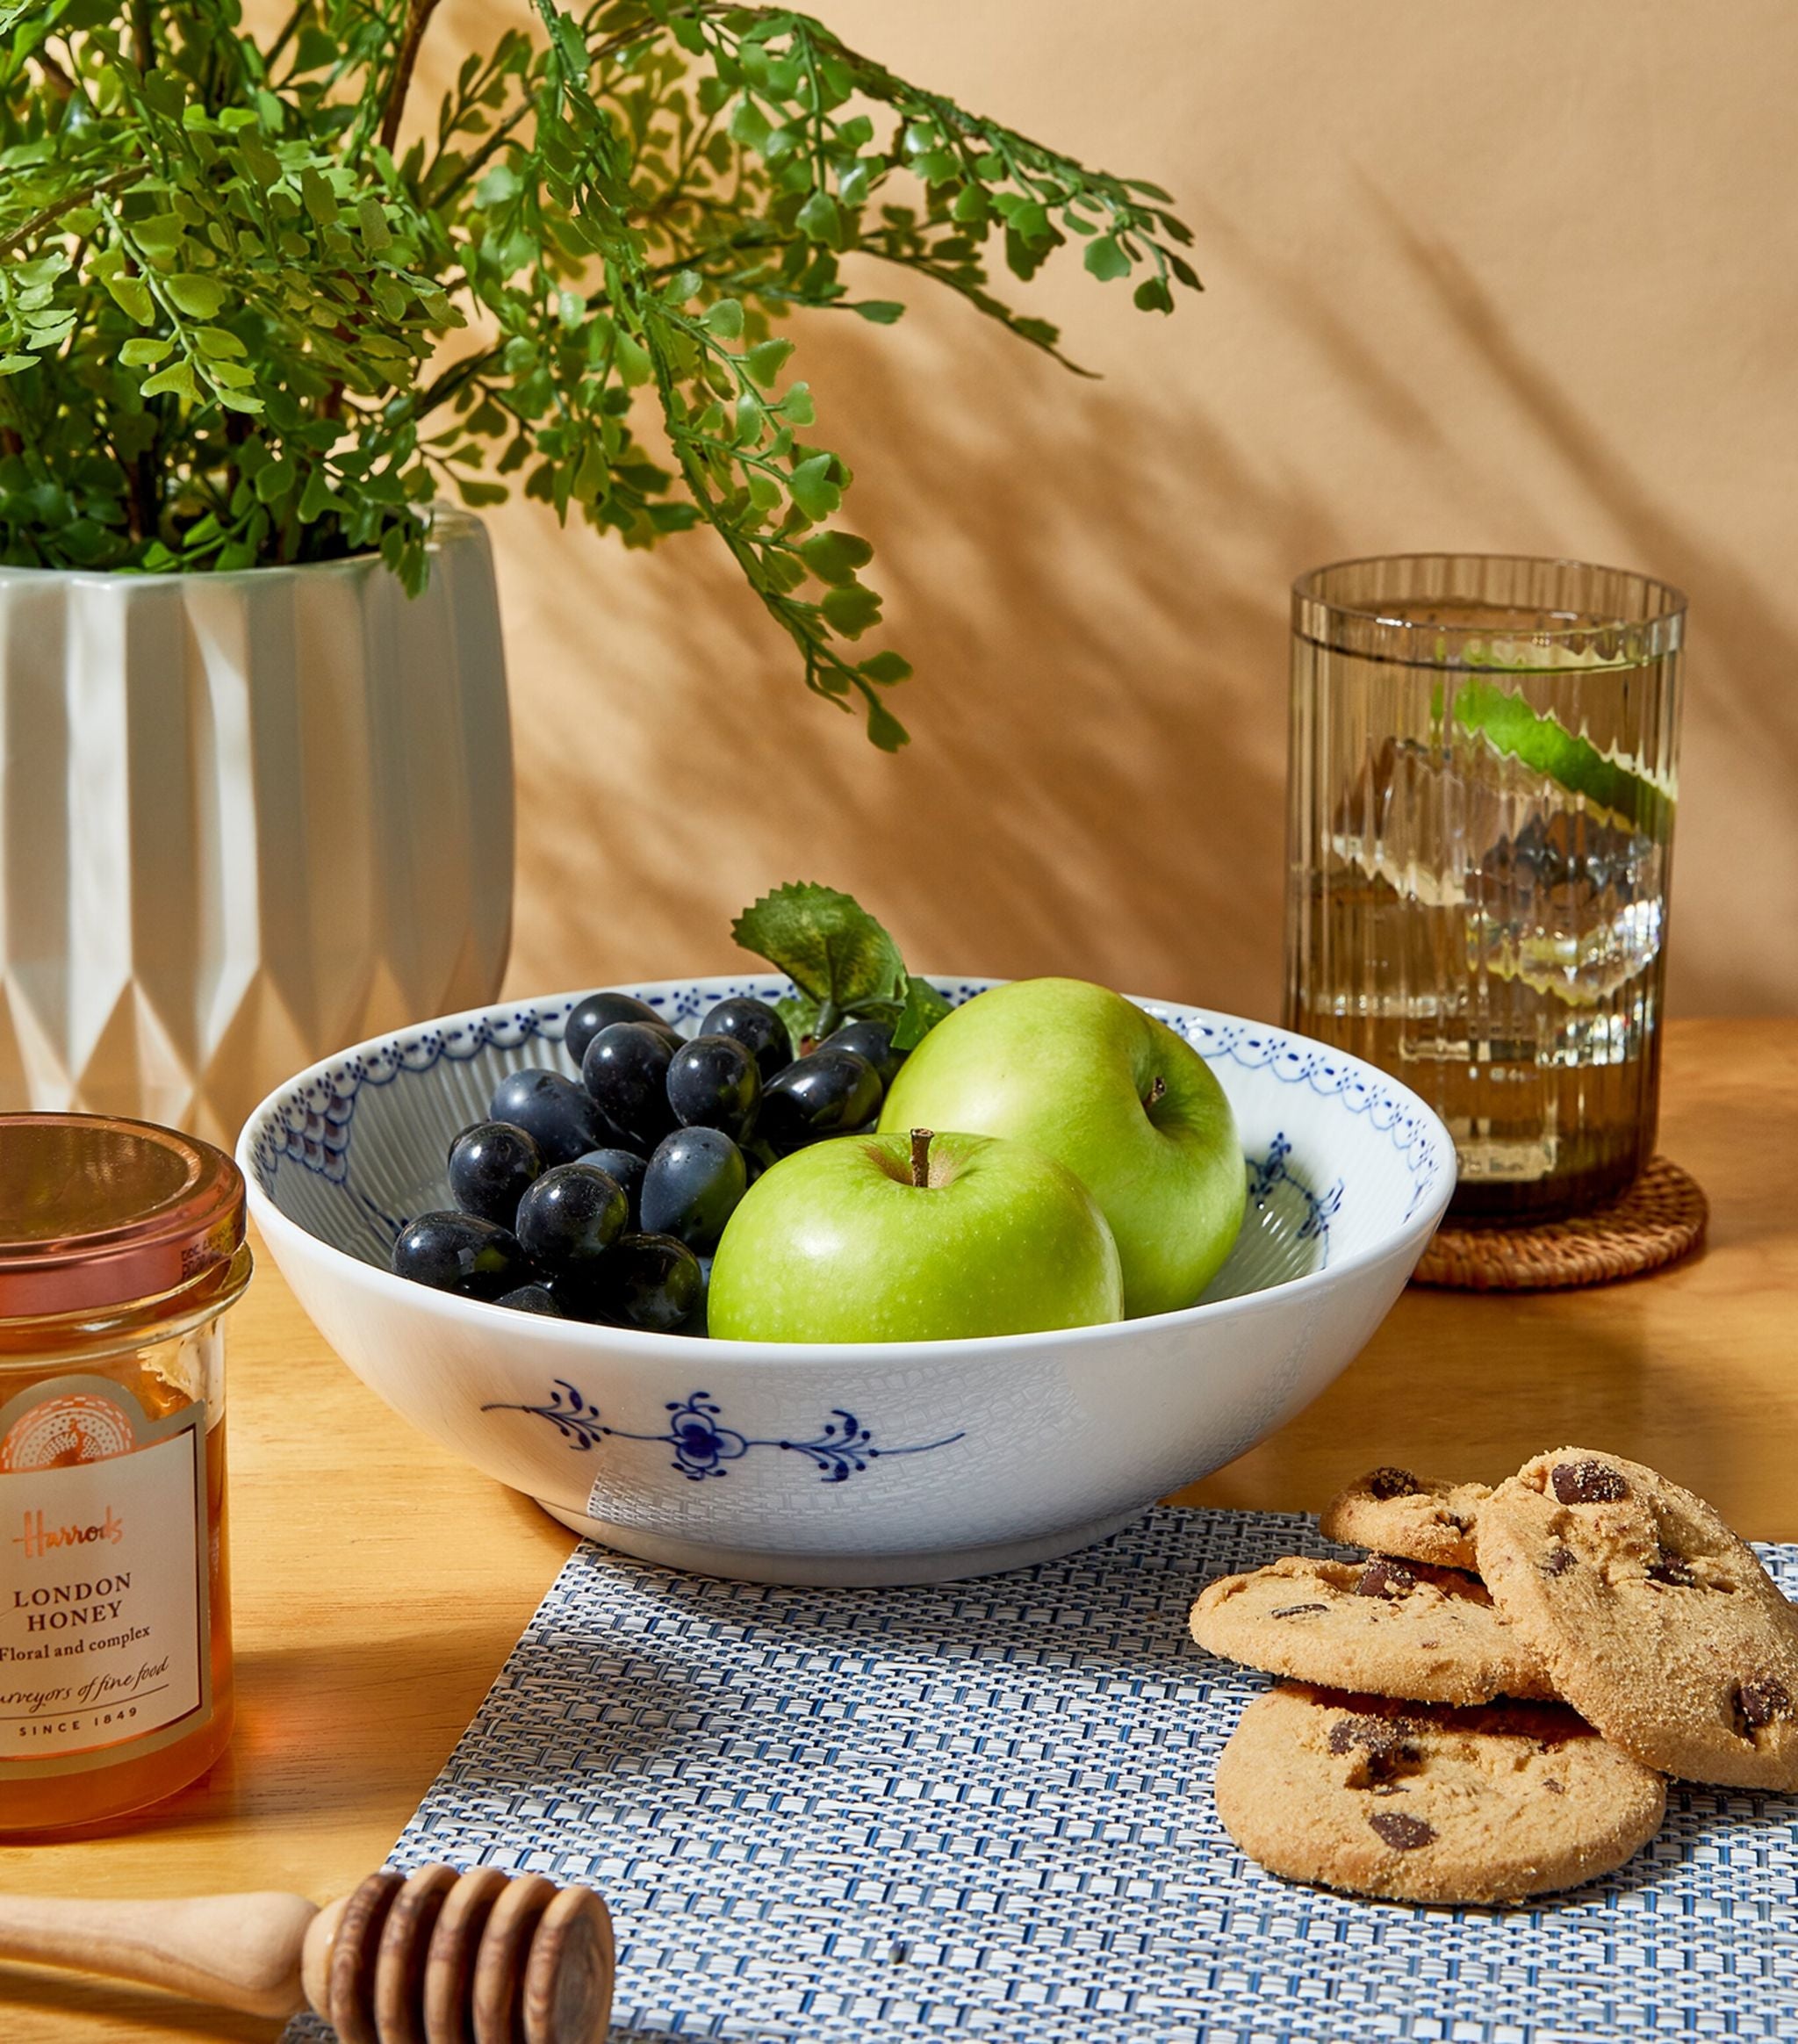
[389,992,907,1333]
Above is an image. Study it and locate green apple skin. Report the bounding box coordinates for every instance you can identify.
[707,1129,1123,1343]
[878,978,1247,1318]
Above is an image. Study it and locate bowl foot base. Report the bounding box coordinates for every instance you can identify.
[530,1501,1150,1586]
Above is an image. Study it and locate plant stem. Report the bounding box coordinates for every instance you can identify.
[0,164,140,261]
[379,0,445,153]
[909,1128,933,1189]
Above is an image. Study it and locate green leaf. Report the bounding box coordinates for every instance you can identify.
[140,359,199,400]
[795,190,843,248]
[786,452,840,522]
[857,650,912,687]
[730,882,907,1013]
[822,582,882,637]
[850,300,905,325]
[1083,234,1131,282]
[730,97,772,152]
[864,699,910,752]
[298,468,340,521]
[119,336,172,367]
[798,529,874,586]
[102,275,155,325]
[166,275,227,319]
[613,331,653,386]
[1133,275,1175,313]
[774,990,823,1052]
[703,298,745,339]
[890,974,953,1052]
[357,198,392,253]
[781,381,815,426]
[743,337,794,388]
[0,355,37,376]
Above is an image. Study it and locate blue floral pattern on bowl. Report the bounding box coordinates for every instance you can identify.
[482,1383,966,1486]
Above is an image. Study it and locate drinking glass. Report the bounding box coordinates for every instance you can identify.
[1284,553,1685,1223]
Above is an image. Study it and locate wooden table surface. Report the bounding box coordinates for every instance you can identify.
[4,1015,1795,2041]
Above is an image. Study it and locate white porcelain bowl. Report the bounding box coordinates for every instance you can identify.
[239,977,1454,1585]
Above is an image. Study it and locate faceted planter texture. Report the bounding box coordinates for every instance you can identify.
[0,509,512,1146]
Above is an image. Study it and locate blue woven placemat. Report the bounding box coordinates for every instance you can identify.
[286,1507,1798,2044]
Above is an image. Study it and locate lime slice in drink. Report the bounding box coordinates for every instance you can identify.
[1446,680,1673,839]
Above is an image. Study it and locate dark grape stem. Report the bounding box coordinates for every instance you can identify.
[910,1126,934,1188]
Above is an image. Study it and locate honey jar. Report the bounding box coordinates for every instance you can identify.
[0,1114,249,1834]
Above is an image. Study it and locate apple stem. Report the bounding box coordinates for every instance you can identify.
[1145,1075,1168,1112]
[909,1126,933,1188]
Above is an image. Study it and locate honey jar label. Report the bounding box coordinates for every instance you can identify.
[0,1375,211,1774]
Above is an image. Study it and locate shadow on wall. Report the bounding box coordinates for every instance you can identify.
[496,310,1335,1019]
[1363,185,1798,1016]
[496,179,1795,1017]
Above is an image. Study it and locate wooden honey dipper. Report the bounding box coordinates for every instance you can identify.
[0,1863,614,2041]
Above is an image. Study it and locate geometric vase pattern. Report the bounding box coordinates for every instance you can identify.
[0,508,513,1148]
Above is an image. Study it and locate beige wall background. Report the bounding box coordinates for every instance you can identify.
[467,0,1798,1017]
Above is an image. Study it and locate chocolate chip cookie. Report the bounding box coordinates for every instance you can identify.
[1320,1467,1490,1572]
[1476,1448,1798,1789]
[1214,1682,1667,1904]
[1190,1554,1552,1705]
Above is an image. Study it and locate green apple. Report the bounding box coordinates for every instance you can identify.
[879,977,1246,1317]
[708,1127,1123,1343]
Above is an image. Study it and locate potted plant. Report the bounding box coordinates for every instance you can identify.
[0,1,1197,1141]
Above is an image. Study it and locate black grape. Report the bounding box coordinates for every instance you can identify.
[579,1022,677,1153]
[495,1283,564,1316]
[817,1018,906,1087]
[598,1233,705,1332]
[757,1047,881,1154]
[565,989,679,1065]
[514,1162,629,1275]
[665,1034,760,1143]
[392,1212,530,1301]
[447,1119,543,1229]
[576,1146,647,1228]
[700,997,793,1083]
[488,1068,605,1167]
[640,1127,746,1251]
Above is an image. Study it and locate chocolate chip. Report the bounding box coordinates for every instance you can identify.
[1735,1678,1793,1733]
[1368,1810,1435,1850]
[1269,1602,1330,1619]
[1355,1557,1417,1600]
[1551,1459,1629,1505]
[1646,1548,1695,1588]
[1544,1778,1565,1795]
[1327,1714,1416,1759]
[1366,1466,1420,1501]
[1542,1546,1579,1577]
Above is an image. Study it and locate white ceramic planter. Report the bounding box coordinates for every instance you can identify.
[0,509,513,1145]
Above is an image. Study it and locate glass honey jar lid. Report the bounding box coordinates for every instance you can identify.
[0,1113,246,1320]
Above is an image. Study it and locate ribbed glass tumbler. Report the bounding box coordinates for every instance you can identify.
[1284,554,1685,1223]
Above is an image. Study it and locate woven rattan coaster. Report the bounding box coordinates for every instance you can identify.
[1412,1155,1708,1292]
